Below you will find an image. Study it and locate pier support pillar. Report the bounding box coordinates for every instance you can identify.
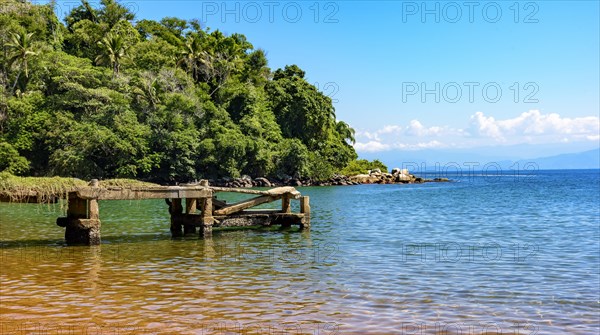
[300,196,311,230]
[58,195,101,245]
[200,196,213,238]
[169,198,183,237]
[282,195,291,213]
[183,198,198,235]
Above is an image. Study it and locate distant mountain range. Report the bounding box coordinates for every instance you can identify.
[516,148,599,170]
[359,147,600,171]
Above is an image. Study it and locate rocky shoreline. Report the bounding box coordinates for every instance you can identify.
[208,169,450,188]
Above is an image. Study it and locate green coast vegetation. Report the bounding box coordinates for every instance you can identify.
[0,0,379,183]
[339,159,388,177]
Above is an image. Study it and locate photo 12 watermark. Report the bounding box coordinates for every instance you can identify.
[0,244,121,264]
[400,161,540,183]
[398,242,539,264]
[0,322,140,335]
[401,1,540,24]
[199,1,340,24]
[314,81,340,103]
[198,321,340,335]
[399,321,539,334]
[401,82,540,104]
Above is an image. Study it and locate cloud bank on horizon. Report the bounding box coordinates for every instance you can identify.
[354,110,600,153]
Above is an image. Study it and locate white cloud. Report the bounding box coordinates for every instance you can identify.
[353,141,390,152]
[354,110,600,152]
[587,135,600,141]
[469,110,600,141]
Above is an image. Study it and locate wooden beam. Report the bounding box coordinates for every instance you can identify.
[214,195,281,216]
[210,186,301,199]
[75,186,212,200]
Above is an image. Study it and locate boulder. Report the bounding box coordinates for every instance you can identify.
[350,174,380,184]
[255,177,271,187]
[370,168,382,175]
[396,173,411,182]
[391,168,401,175]
[288,179,302,186]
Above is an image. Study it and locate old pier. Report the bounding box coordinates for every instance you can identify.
[56,180,310,245]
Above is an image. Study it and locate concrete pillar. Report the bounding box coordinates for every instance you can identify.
[183,198,198,235]
[200,196,213,237]
[185,198,197,213]
[300,196,311,230]
[62,195,101,245]
[281,195,291,213]
[65,218,101,245]
[67,196,87,219]
[89,199,99,220]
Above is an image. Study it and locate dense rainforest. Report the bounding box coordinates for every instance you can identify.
[0,0,363,183]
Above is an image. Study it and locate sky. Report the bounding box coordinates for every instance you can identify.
[43,0,600,160]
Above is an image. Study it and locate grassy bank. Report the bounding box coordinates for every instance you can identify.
[0,172,159,202]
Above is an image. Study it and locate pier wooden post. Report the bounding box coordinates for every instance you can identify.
[198,180,213,237]
[300,196,310,230]
[200,196,213,237]
[183,198,198,235]
[169,198,183,237]
[281,195,291,213]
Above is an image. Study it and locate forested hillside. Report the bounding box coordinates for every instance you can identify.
[0,0,357,182]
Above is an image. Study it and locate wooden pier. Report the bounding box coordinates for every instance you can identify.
[56,180,310,245]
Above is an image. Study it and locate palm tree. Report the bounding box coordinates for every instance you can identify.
[177,35,204,82]
[95,32,127,77]
[6,32,37,92]
[336,121,356,145]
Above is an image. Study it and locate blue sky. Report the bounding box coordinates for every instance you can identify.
[46,0,600,159]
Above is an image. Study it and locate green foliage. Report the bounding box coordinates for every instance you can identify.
[0,142,30,174]
[0,0,359,182]
[340,159,389,176]
[274,139,310,178]
[266,65,336,149]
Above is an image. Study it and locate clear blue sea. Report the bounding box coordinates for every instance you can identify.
[1,169,599,334]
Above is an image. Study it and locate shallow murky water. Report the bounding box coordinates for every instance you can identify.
[1,170,599,334]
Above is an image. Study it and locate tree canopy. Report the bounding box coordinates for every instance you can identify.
[0,0,358,182]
